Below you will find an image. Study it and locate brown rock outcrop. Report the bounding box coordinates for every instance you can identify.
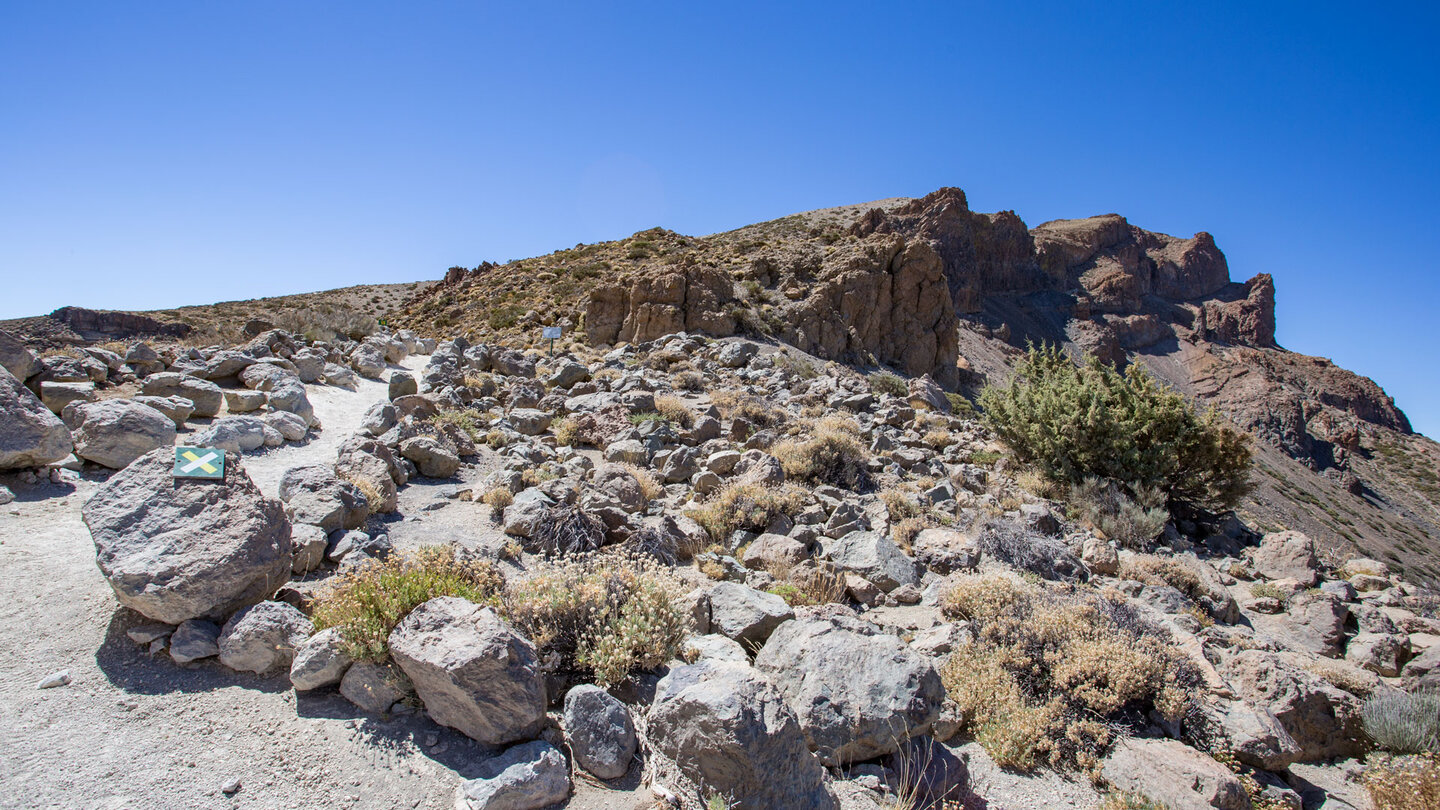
[584,265,737,345]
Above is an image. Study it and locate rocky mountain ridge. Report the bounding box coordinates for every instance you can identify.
[391,187,1436,583]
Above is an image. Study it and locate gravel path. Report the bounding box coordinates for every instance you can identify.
[0,359,644,810]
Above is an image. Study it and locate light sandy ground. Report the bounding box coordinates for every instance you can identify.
[0,356,646,810]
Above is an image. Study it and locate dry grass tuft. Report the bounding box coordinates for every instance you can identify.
[770,415,872,491]
[687,482,807,541]
[1364,752,1440,810]
[712,390,785,428]
[654,393,697,429]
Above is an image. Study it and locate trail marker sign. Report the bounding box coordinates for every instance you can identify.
[173,446,225,480]
[542,325,562,356]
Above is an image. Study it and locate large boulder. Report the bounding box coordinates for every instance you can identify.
[192,415,275,453]
[398,436,461,478]
[388,597,547,746]
[754,611,943,766]
[278,465,369,532]
[1101,738,1248,810]
[1220,649,1365,762]
[646,662,837,810]
[132,394,195,427]
[62,399,176,469]
[820,531,918,591]
[83,448,292,624]
[217,601,313,674]
[1251,591,1348,658]
[139,372,223,417]
[454,740,571,810]
[563,684,637,780]
[1251,530,1321,587]
[707,582,794,647]
[0,365,72,469]
[0,328,40,381]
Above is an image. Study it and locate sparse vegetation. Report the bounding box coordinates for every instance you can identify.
[1068,476,1168,549]
[688,482,807,541]
[502,552,688,687]
[655,393,697,429]
[869,371,908,398]
[979,344,1251,512]
[939,575,1196,773]
[312,546,504,660]
[771,415,872,491]
[1361,691,1440,754]
[1364,752,1440,810]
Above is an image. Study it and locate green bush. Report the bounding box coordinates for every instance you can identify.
[869,371,908,397]
[978,345,1251,511]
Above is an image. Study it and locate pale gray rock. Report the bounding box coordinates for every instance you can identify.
[508,408,552,436]
[820,531,917,591]
[278,464,368,532]
[84,448,292,624]
[399,436,460,478]
[1252,530,1321,587]
[646,661,836,810]
[139,373,223,417]
[224,389,267,413]
[218,601,313,674]
[707,581,794,647]
[289,628,354,691]
[339,659,412,714]
[39,381,96,414]
[191,415,270,453]
[0,328,40,381]
[62,399,175,469]
[754,611,943,765]
[0,365,73,469]
[264,410,308,441]
[454,740,571,810]
[388,597,546,746]
[1102,738,1248,810]
[133,395,194,427]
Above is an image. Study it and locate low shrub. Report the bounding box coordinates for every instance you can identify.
[1119,555,1206,603]
[712,390,785,428]
[481,486,514,514]
[1362,692,1440,754]
[672,370,706,392]
[655,393,697,429]
[429,409,484,442]
[1249,582,1287,601]
[1068,476,1168,550]
[882,490,920,521]
[770,415,872,491]
[556,405,629,447]
[869,371,908,397]
[979,344,1251,512]
[1098,794,1170,810]
[312,546,504,660]
[939,575,1197,773]
[1364,752,1440,810]
[946,392,976,418]
[530,504,606,557]
[772,352,818,380]
[503,552,688,688]
[974,520,1087,582]
[688,482,807,541]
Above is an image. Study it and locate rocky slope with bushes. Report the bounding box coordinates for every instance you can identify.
[3,317,1439,809]
[389,188,1439,586]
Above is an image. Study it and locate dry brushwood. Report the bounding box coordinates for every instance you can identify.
[530,504,606,557]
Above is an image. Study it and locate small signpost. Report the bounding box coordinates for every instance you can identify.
[173,446,225,480]
[542,325,562,356]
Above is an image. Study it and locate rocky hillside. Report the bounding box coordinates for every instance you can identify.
[392,188,1439,585]
[2,280,432,349]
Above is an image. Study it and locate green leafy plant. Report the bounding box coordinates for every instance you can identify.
[979,344,1251,511]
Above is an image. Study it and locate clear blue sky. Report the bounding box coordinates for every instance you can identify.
[2,2,1437,436]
